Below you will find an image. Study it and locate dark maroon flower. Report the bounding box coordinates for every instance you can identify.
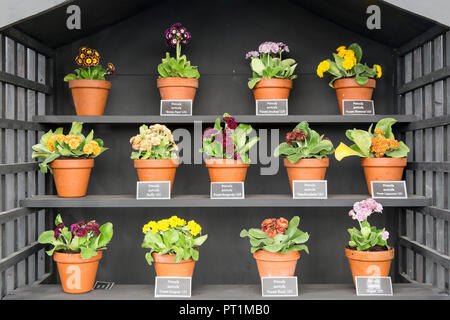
[286,129,308,145]
[75,227,87,238]
[227,120,238,130]
[53,223,64,240]
[234,152,241,160]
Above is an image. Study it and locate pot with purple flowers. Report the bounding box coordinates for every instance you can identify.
[157,23,200,102]
[200,113,259,182]
[345,199,394,285]
[38,214,113,294]
[246,42,297,101]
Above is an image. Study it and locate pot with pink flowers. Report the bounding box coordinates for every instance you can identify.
[345,198,394,285]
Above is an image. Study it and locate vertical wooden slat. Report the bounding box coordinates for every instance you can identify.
[25,48,36,285]
[4,36,15,295]
[36,53,46,279]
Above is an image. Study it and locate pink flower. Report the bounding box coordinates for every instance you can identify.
[382,231,389,241]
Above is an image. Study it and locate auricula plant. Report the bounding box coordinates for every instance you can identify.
[158,23,200,79]
[347,198,390,251]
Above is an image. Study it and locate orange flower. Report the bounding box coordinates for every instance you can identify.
[64,135,82,150]
[374,128,385,136]
[83,141,101,156]
[261,217,289,239]
[370,135,400,157]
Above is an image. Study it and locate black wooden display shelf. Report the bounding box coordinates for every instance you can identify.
[20,194,431,208]
[33,115,419,124]
[4,283,448,300]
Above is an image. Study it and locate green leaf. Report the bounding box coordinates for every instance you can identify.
[385,141,409,158]
[250,58,265,76]
[348,43,363,63]
[375,118,397,139]
[38,231,56,244]
[64,74,77,82]
[69,122,83,135]
[355,76,369,85]
[145,252,154,265]
[80,247,97,259]
[97,222,113,247]
[55,214,63,226]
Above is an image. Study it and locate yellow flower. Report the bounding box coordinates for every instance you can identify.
[336,46,346,52]
[344,49,355,58]
[169,216,179,228]
[187,220,202,236]
[374,64,382,78]
[157,219,170,232]
[83,141,101,156]
[316,60,330,78]
[46,134,65,152]
[342,57,356,70]
[64,135,82,150]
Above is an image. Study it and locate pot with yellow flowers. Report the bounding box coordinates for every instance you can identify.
[130,124,179,191]
[335,118,409,195]
[142,216,208,277]
[64,47,115,116]
[32,122,107,197]
[316,43,382,114]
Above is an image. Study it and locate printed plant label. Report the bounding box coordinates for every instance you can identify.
[210,182,244,199]
[261,277,298,297]
[160,100,192,116]
[342,100,375,115]
[293,180,327,199]
[355,276,393,296]
[256,99,288,116]
[136,181,171,199]
[155,277,191,298]
[371,181,407,199]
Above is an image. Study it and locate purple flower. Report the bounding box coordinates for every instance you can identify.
[382,231,389,241]
[283,45,290,53]
[277,42,290,53]
[259,41,275,54]
[245,51,259,59]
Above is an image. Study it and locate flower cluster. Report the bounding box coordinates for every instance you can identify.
[165,22,191,47]
[316,60,330,78]
[336,46,357,70]
[202,118,240,159]
[142,216,201,236]
[286,129,309,146]
[83,140,101,155]
[130,124,177,151]
[53,222,65,240]
[261,217,289,238]
[74,47,115,74]
[348,198,383,222]
[370,128,400,158]
[245,41,289,59]
[69,220,101,238]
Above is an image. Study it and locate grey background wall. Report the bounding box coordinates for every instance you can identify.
[51,0,397,284]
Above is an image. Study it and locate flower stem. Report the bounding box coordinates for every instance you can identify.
[176,42,181,60]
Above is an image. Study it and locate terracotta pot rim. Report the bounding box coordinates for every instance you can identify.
[134,158,179,168]
[283,157,329,168]
[253,250,300,262]
[152,253,194,264]
[345,247,394,261]
[360,157,407,167]
[157,77,199,88]
[204,158,250,168]
[69,79,111,89]
[53,250,103,263]
[50,158,94,169]
[334,77,376,89]
[254,78,293,89]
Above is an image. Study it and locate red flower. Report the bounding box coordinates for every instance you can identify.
[53,223,65,240]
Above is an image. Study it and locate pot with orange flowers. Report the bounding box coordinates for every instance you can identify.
[64,47,115,116]
[200,113,259,183]
[38,214,113,293]
[274,121,334,191]
[240,216,309,278]
[157,23,200,101]
[346,199,393,285]
[32,122,107,197]
[130,124,179,191]
[335,118,409,195]
[316,43,382,115]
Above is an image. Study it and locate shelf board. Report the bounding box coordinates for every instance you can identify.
[20,194,431,208]
[4,283,447,300]
[33,115,419,125]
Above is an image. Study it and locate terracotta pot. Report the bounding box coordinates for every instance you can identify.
[253,250,300,278]
[334,78,376,115]
[50,159,94,198]
[152,253,196,277]
[134,159,179,191]
[69,79,111,116]
[284,158,329,191]
[345,247,394,285]
[360,157,407,195]
[54,251,102,294]
[252,79,293,100]
[204,158,250,182]
[157,77,198,101]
